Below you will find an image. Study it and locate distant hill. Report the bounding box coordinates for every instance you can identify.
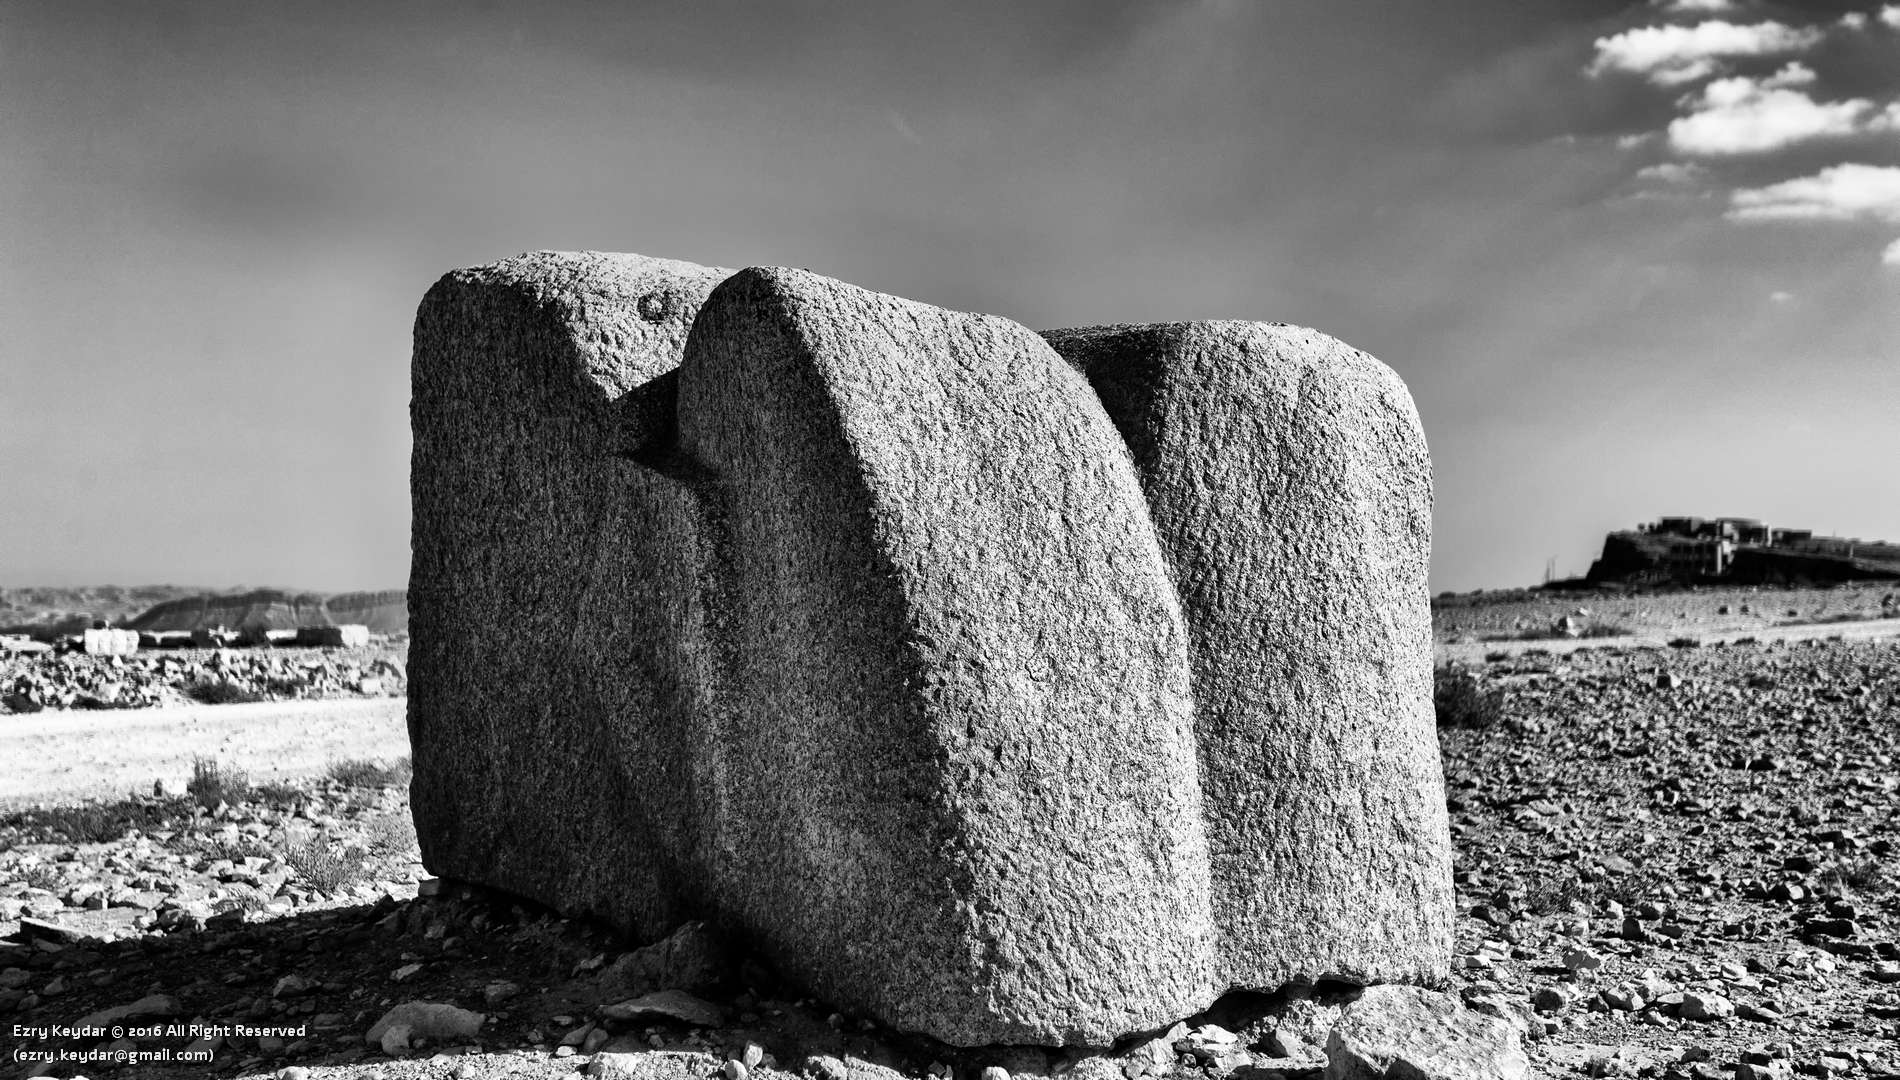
[0,586,407,639]
[0,585,208,638]
[127,588,408,634]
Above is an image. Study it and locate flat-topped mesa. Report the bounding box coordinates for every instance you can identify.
[408,253,1451,1048]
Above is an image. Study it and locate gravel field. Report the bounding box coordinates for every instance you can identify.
[2,595,1897,1079]
[1441,635,1899,1079]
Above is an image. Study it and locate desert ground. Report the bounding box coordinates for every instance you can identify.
[1,591,1897,1080]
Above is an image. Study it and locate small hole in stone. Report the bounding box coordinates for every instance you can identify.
[638,291,678,322]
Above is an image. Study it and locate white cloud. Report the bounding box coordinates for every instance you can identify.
[1884,237,1900,265]
[1770,290,1795,302]
[1652,0,1736,10]
[1588,21,1827,85]
[1761,61,1816,88]
[1728,163,1900,222]
[1883,6,1900,29]
[1636,161,1706,183]
[1841,12,1869,29]
[1666,69,1900,155]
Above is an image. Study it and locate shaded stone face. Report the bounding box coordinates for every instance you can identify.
[1042,323,1452,994]
[409,253,1450,1049]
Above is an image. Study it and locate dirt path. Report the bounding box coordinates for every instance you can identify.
[1436,614,1900,665]
[0,697,410,810]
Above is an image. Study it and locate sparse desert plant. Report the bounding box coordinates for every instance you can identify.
[1434,668,1503,730]
[250,781,305,809]
[1667,637,1700,649]
[263,675,307,698]
[283,835,373,895]
[327,756,413,789]
[1522,873,1583,916]
[211,884,273,918]
[18,863,63,891]
[187,757,249,810]
[184,678,265,705]
[1819,855,1888,895]
[2,796,195,849]
[366,812,419,857]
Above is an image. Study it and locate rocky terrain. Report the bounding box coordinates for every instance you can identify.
[1,646,407,714]
[3,613,1898,1078]
[1434,582,1900,645]
[1441,635,1900,1079]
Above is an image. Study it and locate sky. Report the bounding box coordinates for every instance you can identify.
[2,0,1897,595]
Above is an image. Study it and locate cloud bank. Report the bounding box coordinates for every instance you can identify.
[1727,164,1900,222]
[1667,65,1900,155]
[1588,20,1825,86]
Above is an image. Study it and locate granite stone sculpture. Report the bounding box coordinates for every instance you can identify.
[409,251,1451,1048]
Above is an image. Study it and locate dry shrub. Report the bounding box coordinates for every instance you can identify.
[327,757,413,789]
[1435,668,1503,730]
[284,838,372,895]
[187,758,249,811]
[366,813,418,857]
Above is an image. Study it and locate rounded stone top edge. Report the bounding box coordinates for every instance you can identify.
[1043,320,1423,413]
[427,250,737,301]
[706,265,1046,338]
[1040,319,1353,348]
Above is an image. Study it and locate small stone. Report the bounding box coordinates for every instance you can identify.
[1323,985,1529,1079]
[365,1001,485,1048]
[1532,985,1575,1013]
[560,1023,595,1047]
[392,963,423,982]
[1600,984,1645,1013]
[809,1056,851,1080]
[379,1021,413,1055]
[726,1061,749,1080]
[599,988,726,1028]
[1564,946,1605,976]
[981,1068,1010,1080]
[1678,992,1734,1021]
[483,980,521,1005]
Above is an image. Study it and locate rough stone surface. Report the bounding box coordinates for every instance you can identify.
[1321,985,1530,1080]
[663,267,1210,1047]
[409,250,737,940]
[411,255,1447,1048]
[1042,321,1451,989]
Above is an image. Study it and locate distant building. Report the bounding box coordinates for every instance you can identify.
[81,628,139,656]
[1588,516,1900,586]
[298,624,370,648]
